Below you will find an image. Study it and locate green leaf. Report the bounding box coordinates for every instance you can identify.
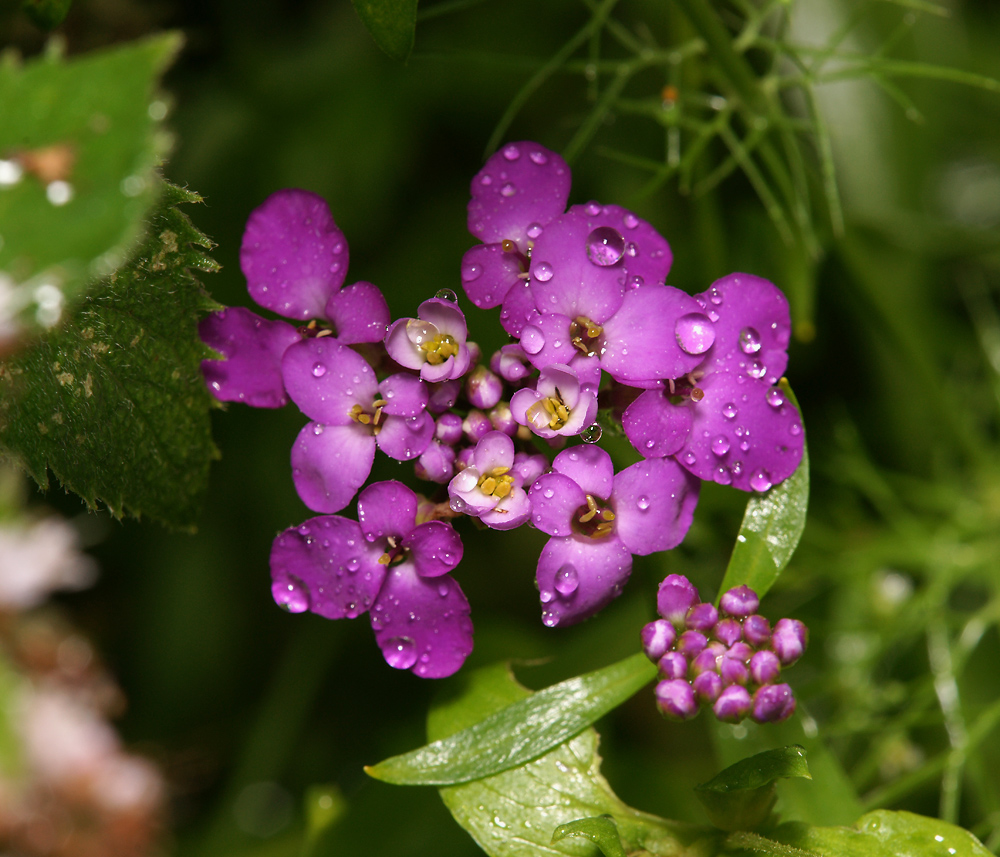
[552,816,628,857]
[426,663,705,857]
[0,181,221,529]
[365,652,656,786]
[695,746,810,832]
[718,381,809,601]
[776,810,993,857]
[0,33,179,338]
[21,0,72,29]
[350,0,418,63]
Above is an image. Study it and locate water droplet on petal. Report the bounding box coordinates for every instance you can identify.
[313,423,325,435]
[715,466,732,486]
[586,227,626,267]
[406,318,438,346]
[312,362,326,377]
[529,150,548,165]
[722,403,738,420]
[384,637,418,669]
[555,564,579,596]
[540,590,554,604]
[739,326,762,354]
[675,312,716,355]
[503,144,521,160]
[581,424,603,443]
[275,575,310,613]
[542,611,558,627]
[480,174,493,186]
[526,222,543,239]
[623,212,639,229]
[711,435,730,455]
[533,261,554,282]
[520,324,545,355]
[637,495,650,510]
[790,423,802,436]
[435,288,458,302]
[500,182,516,197]
[749,469,773,492]
[438,582,450,597]
[747,358,767,379]
[766,387,785,407]
[585,201,601,216]
[709,287,723,306]
[683,451,697,465]
[645,439,655,449]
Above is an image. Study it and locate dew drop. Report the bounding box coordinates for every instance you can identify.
[747,358,767,379]
[715,466,732,486]
[740,440,750,452]
[502,143,521,160]
[683,451,697,465]
[637,495,650,510]
[709,287,723,306]
[275,575,310,613]
[554,564,579,596]
[543,488,555,499]
[645,439,655,450]
[533,261,554,283]
[480,174,492,186]
[529,150,548,165]
[540,590,554,604]
[738,326,762,354]
[313,423,325,435]
[749,469,773,492]
[581,423,603,443]
[790,423,802,436]
[711,435,730,456]
[585,201,601,216]
[675,312,716,355]
[766,387,785,408]
[520,324,545,355]
[586,227,626,267]
[346,557,360,571]
[526,222,544,239]
[722,403,738,420]
[623,212,639,229]
[435,288,458,302]
[406,318,438,346]
[438,582,450,598]
[542,611,558,627]
[384,637,418,670]
[500,183,516,197]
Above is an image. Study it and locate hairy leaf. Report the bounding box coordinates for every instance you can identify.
[0,34,180,339]
[0,182,220,529]
[350,0,418,63]
[427,663,706,857]
[718,381,809,600]
[365,652,656,786]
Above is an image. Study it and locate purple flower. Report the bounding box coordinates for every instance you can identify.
[461,142,571,310]
[622,273,804,493]
[447,431,531,530]
[270,481,472,678]
[385,297,473,382]
[200,189,390,407]
[282,338,433,513]
[529,445,700,626]
[510,363,598,439]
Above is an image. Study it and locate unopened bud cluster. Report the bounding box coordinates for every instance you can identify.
[641,574,806,724]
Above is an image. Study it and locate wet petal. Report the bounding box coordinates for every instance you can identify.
[241,189,347,320]
[696,273,791,384]
[498,278,538,337]
[480,484,531,530]
[600,285,708,383]
[370,563,473,678]
[675,369,804,492]
[324,280,390,344]
[290,422,375,513]
[404,520,463,578]
[418,297,468,342]
[471,430,515,473]
[199,307,299,408]
[612,457,701,555]
[552,445,614,501]
[357,481,418,542]
[622,388,693,458]
[270,516,384,619]
[520,312,576,369]
[282,338,377,425]
[536,534,632,627]
[595,203,673,286]
[467,142,570,248]
[375,412,434,461]
[379,373,427,417]
[460,243,524,309]
[529,473,587,536]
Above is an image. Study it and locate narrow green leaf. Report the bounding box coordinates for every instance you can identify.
[695,746,810,831]
[350,0,418,63]
[365,652,656,785]
[0,182,221,529]
[21,0,72,29]
[0,34,181,338]
[552,816,628,857]
[775,810,993,857]
[426,662,704,857]
[718,381,808,601]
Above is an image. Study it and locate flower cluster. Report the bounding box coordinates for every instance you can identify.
[642,575,807,723]
[200,140,805,682]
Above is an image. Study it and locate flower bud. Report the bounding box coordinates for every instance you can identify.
[462,410,492,443]
[489,402,518,436]
[771,618,808,665]
[714,617,742,647]
[466,365,503,409]
[685,601,718,631]
[641,619,676,662]
[657,651,688,680]
[713,685,752,723]
[692,671,724,703]
[752,683,796,723]
[435,413,464,445]
[742,614,771,647]
[720,585,759,617]
[655,679,698,721]
[749,650,781,685]
[676,630,707,658]
[657,574,698,625]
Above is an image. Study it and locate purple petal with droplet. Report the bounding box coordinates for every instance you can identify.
[241,189,347,320]
[536,534,632,626]
[499,279,538,337]
[551,444,615,501]
[370,563,473,678]
[324,281,390,344]
[379,373,427,417]
[468,142,570,248]
[199,307,300,408]
[270,515,384,619]
[357,481,418,543]
[290,422,375,513]
[404,520,463,578]
[375,412,434,461]
[596,203,673,285]
[460,243,525,309]
[612,457,700,555]
[480,485,531,531]
[621,388,693,458]
[600,285,708,383]
[520,312,577,370]
[282,338,377,425]
[529,473,587,536]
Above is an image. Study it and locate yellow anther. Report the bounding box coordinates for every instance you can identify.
[493,481,512,499]
[578,496,599,523]
[378,553,391,565]
[480,476,498,494]
[477,470,514,499]
[593,521,615,538]
[570,316,603,357]
[421,333,459,365]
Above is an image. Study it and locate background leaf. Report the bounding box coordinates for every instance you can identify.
[0,181,220,529]
[717,382,809,600]
[426,662,707,857]
[0,33,180,338]
[365,652,656,786]
[551,816,628,857]
[349,0,418,63]
[20,0,72,29]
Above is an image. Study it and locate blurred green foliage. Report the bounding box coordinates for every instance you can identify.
[2,0,1000,855]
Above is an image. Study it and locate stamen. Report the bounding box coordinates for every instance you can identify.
[420,333,459,365]
[575,495,616,539]
[526,395,571,431]
[477,468,514,500]
[569,316,603,356]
